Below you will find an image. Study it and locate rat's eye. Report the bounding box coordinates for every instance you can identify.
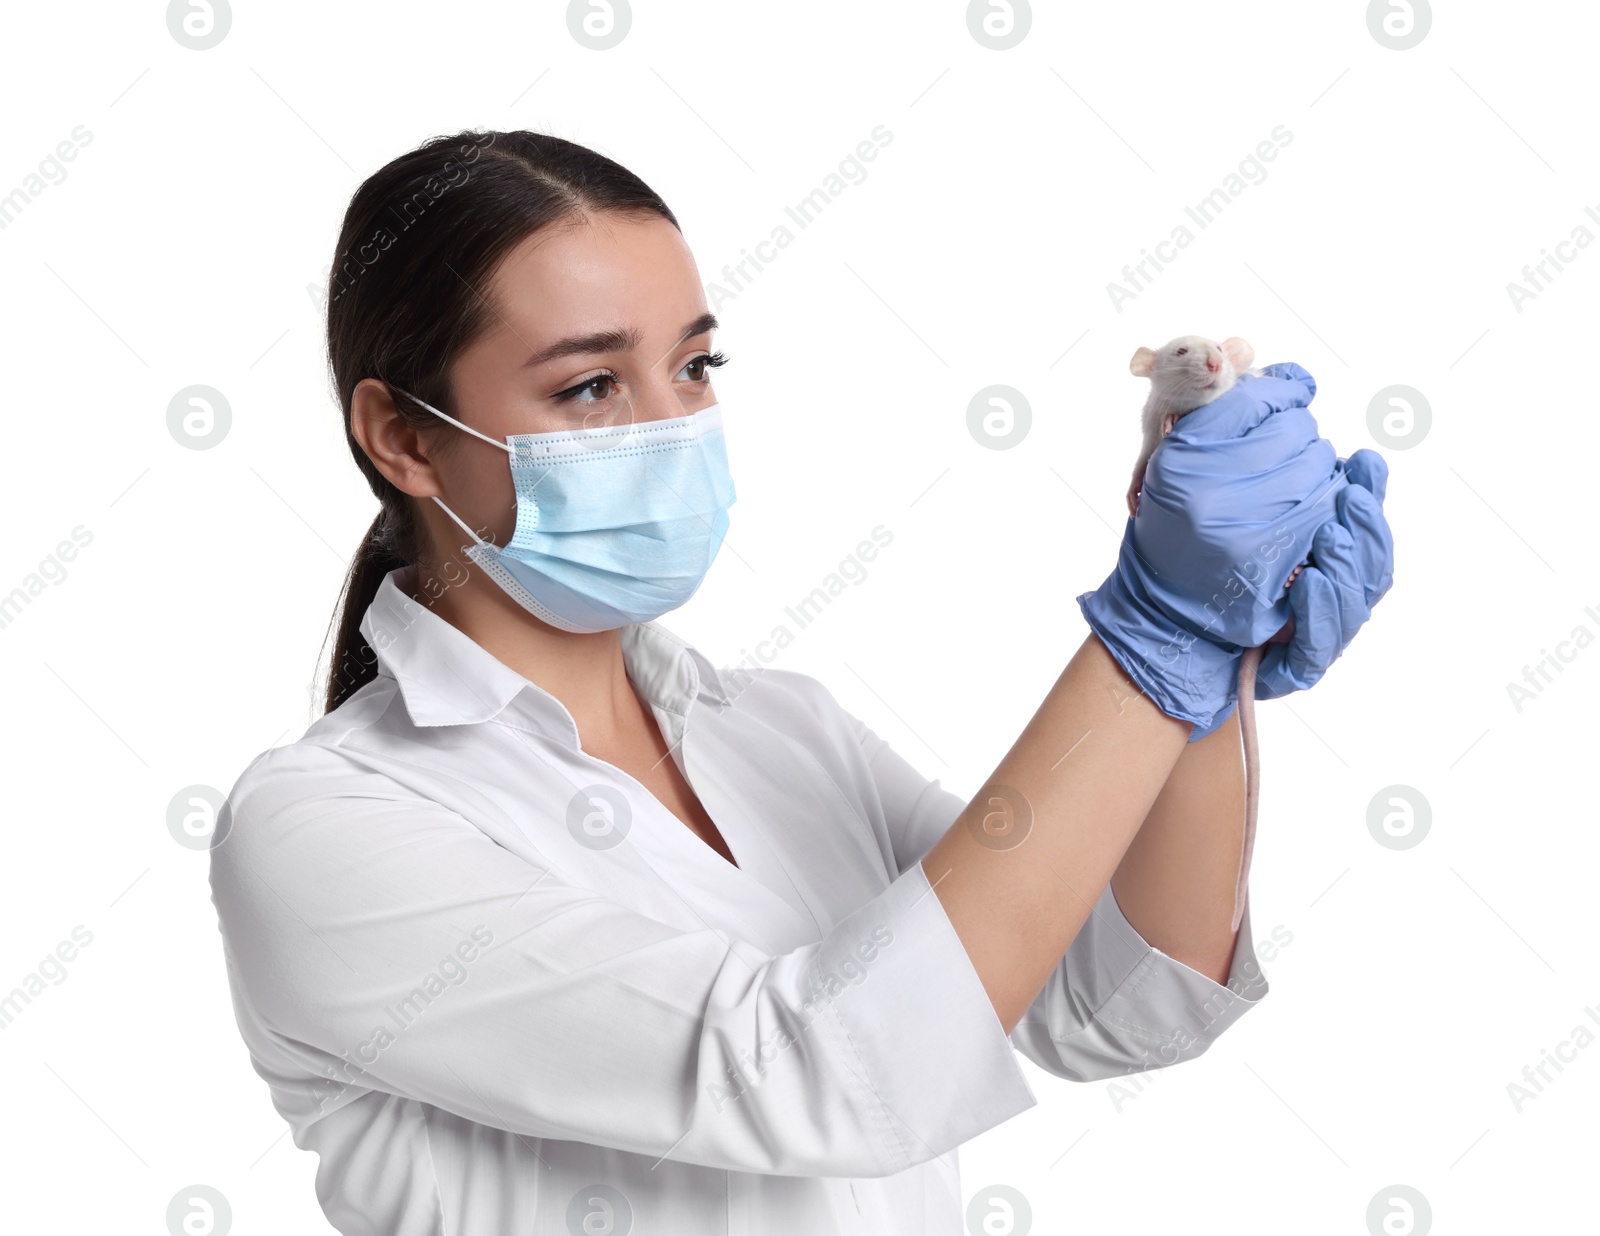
[1175,347,1188,356]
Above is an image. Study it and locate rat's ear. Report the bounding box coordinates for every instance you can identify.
[1221,336,1254,371]
[1129,347,1157,377]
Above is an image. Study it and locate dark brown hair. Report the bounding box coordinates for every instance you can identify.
[319,129,678,714]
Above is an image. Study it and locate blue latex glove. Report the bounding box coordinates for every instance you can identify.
[1186,448,1394,738]
[1252,448,1394,700]
[1077,363,1348,734]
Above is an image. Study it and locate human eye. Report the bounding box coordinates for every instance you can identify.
[677,350,729,383]
[553,370,621,404]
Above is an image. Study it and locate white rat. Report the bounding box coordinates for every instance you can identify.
[1126,334,1303,934]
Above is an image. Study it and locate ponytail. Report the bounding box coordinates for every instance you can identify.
[323,507,408,714]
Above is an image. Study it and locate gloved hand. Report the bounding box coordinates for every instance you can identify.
[1252,448,1394,700]
[1077,363,1347,735]
[1190,445,1401,739]
[1186,449,1394,738]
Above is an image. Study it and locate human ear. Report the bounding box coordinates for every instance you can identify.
[350,378,440,497]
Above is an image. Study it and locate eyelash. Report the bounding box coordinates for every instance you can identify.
[554,350,729,404]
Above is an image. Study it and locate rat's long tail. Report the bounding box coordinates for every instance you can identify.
[1232,645,1264,934]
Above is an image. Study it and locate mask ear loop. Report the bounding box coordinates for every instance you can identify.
[390,384,514,454]
[388,383,512,548]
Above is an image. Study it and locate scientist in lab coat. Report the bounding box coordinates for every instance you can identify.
[209,127,1395,1236]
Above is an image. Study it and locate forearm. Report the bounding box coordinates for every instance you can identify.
[1109,706,1247,985]
[920,632,1191,1036]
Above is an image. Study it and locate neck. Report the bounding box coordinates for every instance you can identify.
[408,564,641,748]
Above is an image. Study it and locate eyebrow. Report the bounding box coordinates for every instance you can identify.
[521,311,719,370]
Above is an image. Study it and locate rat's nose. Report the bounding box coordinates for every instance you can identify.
[1205,353,1222,373]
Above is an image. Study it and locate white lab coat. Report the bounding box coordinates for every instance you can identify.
[208,564,1267,1235]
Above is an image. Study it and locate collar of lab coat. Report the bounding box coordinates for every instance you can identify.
[356,564,735,743]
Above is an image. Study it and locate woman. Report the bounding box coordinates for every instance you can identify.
[209,128,1394,1235]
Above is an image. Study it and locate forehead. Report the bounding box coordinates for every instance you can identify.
[482,212,704,346]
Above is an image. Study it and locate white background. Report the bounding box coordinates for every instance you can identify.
[1,0,1594,1232]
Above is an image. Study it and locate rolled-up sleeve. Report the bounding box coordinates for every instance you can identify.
[208,747,1037,1182]
[844,703,1269,1082]
[1009,880,1267,1081]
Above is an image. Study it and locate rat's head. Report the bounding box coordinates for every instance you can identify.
[1130,335,1254,407]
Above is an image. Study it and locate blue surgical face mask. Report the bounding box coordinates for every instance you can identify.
[391,387,737,633]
